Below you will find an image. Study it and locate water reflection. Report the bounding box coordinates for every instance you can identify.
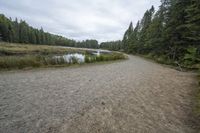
[53,53,85,64]
[92,50,111,56]
[52,50,112,64]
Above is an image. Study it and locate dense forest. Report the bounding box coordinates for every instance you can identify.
[101,0,200,68]
[100,40,122,51]
[0,14,99,49]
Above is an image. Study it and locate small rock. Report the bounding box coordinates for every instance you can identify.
[101,101,105,105]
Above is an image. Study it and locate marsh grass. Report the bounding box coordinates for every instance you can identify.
[0,56,41,69]
[85,53,126,63]
[0,55,76,70]
[0,42,126,70]
[0,42,86,56]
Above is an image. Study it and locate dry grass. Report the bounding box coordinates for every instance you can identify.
[0,42,86,56]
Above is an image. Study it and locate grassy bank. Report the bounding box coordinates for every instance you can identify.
[0,42,90,56]
[141,53,200,71]
[0,42,126,70]
[85,52,126,63]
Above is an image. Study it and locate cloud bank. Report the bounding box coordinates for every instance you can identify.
[0,0,160,42]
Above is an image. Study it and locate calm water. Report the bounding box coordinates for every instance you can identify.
[53,53,85,63]
[52,50,111,64]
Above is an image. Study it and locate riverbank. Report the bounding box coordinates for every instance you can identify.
[0,42,126,70]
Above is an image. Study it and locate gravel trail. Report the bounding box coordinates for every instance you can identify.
[0,55,199,133]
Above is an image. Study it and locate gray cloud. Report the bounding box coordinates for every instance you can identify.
[0,0,160,42]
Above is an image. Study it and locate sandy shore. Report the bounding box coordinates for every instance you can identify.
[0,55,199,133]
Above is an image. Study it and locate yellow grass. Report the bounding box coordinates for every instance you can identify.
[0,42,85,55]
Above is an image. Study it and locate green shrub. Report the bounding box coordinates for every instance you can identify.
[96,55,104,61]
[71,57,78,64]
[85,55,91,63]
[85,55,96,63]
[184,47,199,65]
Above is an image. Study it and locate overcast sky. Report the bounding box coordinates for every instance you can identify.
[0,0,161,42]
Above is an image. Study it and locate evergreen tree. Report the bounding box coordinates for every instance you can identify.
[163,0,192,60]
[129,21,140,53]
[19,20,29,43]
[145,7,165,55]
[121,0,199,66]
[138,6,155,54]
[0,15,9,42]
[13,18,19,43]
[29,29,36,44]
[100,40,122,51]
[122,22,133,52]
[184,0,200,49]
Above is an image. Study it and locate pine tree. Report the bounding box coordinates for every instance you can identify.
[39,27,46,44]
[13,18,19,43]
[0,14,74,47]
[128,21,140,53]
[0,15,9,41]
[138,6,155,54]
[19,20,29,43]
[8,23,15,42]
[122,22,133,52]
[145,7,165,55]
[184,0,200,46]
[163,0,192,60]
[29,29,36,44]
[120,0,199,66]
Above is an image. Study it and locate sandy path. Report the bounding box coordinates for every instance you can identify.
[0,55,199,133]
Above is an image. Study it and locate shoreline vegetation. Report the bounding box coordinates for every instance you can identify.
[0,42,127,70]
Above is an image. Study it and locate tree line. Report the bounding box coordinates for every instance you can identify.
[100,40,122,51]
[0,14,99,49]
[101,0,200,67]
